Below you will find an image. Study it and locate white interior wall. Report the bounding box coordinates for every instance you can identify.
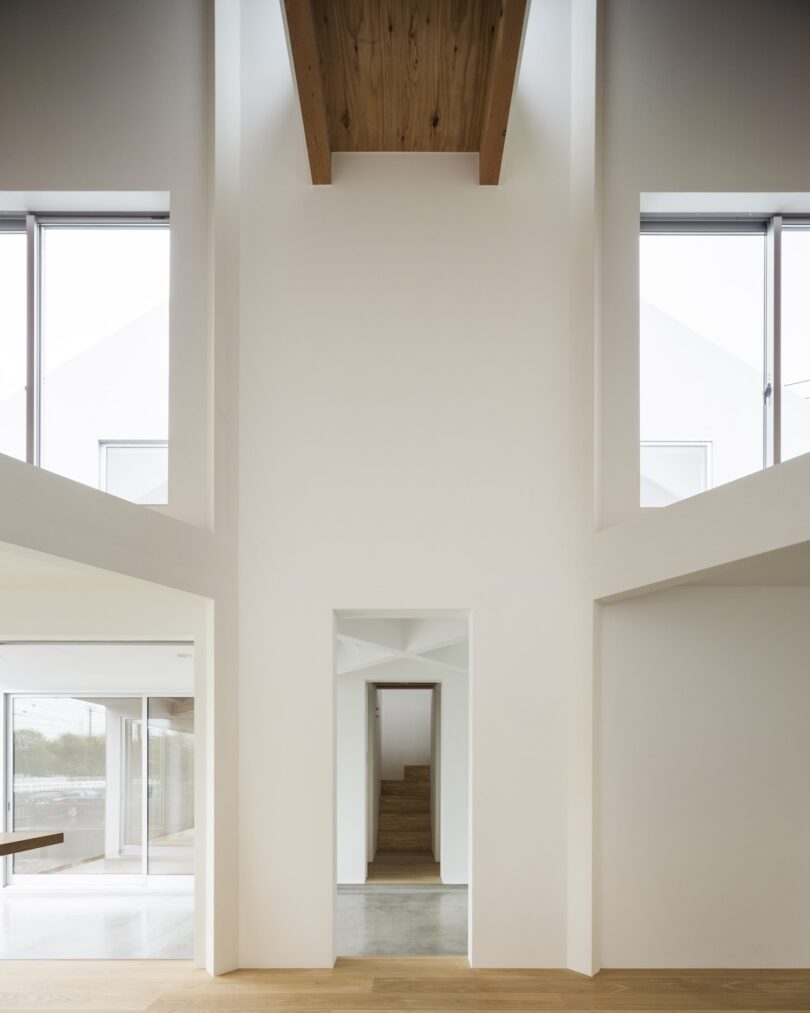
[365,685,380,861]
[599,0,810,527]
[431,686,441,861]
[379,689,432,780]
[239,0,579,967]
[599,586,810,967]
[336,675,369,884]
[337,668,468,886]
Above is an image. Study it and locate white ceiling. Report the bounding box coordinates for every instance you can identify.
[336,616,468,678]
[0,642,194,695]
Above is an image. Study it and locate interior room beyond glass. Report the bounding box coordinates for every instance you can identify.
[10,694,193,880]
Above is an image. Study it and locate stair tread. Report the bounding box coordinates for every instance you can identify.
[379,797,430,812]
[378,812,431,828]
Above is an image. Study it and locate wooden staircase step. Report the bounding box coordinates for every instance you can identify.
[381,779,429,797]
[376,767,433,853]
[379,795,430,813]
[377,829,433,850]
[404,765,431,782]
[378,812,430,832]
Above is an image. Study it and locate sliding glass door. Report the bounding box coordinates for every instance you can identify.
[147,697,194,876]
[7,695,193,884]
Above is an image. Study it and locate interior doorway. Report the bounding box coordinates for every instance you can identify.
[335,614,469,958]
[366,684,439,885]
[0,643,195,959]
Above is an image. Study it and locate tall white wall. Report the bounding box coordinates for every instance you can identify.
[599,586,810,967]
[379,689,432,780]
[238,0,580,967]
[600,0,810,527]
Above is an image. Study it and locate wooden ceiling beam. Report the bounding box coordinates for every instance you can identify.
[284,0,332,184]
[478,0,529,185]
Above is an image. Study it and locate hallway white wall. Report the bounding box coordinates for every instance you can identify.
[599,586,810,967]
[379,689,432,780]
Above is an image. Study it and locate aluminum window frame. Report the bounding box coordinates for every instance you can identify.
[639,212,810,497]
[3,212,170,476]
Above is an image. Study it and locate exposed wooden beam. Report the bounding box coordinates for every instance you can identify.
[284,0,332,184]
[478,0,529,185]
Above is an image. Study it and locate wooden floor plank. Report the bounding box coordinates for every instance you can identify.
[0,959,807,1012]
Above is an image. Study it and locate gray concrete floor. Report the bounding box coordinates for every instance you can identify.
[336,884,468,956]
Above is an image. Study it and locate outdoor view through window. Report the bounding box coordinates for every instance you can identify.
[640,223,810,506]
[0,220,169,503]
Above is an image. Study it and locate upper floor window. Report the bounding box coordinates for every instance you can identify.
[0,215,169,504]
[640,216,810,506]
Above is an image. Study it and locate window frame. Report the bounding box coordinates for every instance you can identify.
[4,687,193,888]
[4,212,170,479]
[640,213,810,496]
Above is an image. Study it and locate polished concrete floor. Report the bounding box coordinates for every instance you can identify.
[337,884,468,956]
[0,890,194,959]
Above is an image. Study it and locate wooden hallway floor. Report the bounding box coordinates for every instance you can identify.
[2,958,810,1011]
[366,849,441,884]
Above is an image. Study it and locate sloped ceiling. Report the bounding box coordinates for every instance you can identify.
[284,0,529,184]
[336,616,468,676]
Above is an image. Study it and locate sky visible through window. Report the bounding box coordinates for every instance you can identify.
[640,232,765,506]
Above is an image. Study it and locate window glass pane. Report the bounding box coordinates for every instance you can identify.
[12,696,142,875]
[781,227,810,462]
[0,230,28,461]
[102,441,168,504]
[40,225,169,501]
[640,442,710,507]
[148,697,194,875]
[640,233,765,506]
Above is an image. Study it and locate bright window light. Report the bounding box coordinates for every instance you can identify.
[781,227,810,462]
[100,440,168,505]
[640,230,765,506]
[0,229,27,462]
[40,225,169,499]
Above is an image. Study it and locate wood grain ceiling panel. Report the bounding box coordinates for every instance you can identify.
[313,0,500,153]
[284,0,529,183]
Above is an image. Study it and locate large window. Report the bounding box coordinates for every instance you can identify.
[0,225,27,461]
[0,215,169,504]
[640,216,810,506]
[10,694,193,880]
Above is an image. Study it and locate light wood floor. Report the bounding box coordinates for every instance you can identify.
[366,849,441,884]
[2,959,810,1011]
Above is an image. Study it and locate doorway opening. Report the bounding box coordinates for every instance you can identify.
[366,684,438,885]
[335,614,469,958]
[0,642,195,959]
